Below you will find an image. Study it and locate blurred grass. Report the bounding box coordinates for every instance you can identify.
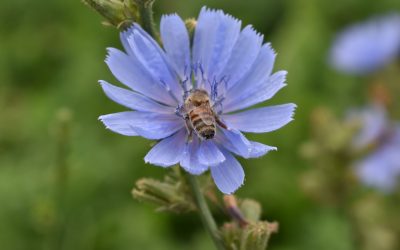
[1,0,400,249]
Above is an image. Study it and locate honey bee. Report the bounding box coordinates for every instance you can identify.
[184,89,227,140]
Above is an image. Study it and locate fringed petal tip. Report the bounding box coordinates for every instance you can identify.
[210,150,245,194]
[98,113,138,136]
[161,13,180,20]
[248,143,277,159]
[104,47,115,62]
[289,103,297,116]
[264,42,277,56]
[181,165,209,176]
[144,129,186,168]
[243,25,264,43]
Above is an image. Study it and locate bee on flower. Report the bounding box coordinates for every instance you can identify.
[99,7,296,194]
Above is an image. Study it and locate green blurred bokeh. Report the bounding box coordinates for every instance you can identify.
[1,0,399,249]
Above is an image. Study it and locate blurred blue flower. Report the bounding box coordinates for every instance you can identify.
[99,7,295,194]
[330,13,400,75]
[351,105,400,192]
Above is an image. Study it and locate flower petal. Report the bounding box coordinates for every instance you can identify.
[351,104,388,149]
[223,70,287,113]
[105,48,176,106]
[222,104,296,133]
[210,149,244,194]
[98,112,138,136]
[197,140,225,166]
[160,14,191,79]
[355,145,400,192]
[127,27,182,100]
[180,138,209,175]
[120,25,135,55]
[330,14,400,75]
[248,141,276,158]
[192,7,241,81]
[223,44,276,106]
[215,129,276,158]
[144,129,187,167]
[99,80,175,114]
[219,25,263,89]
[99,111,183,139]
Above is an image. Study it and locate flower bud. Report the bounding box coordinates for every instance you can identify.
[221,195,278,249]
[241,221,278,250]
[221,221,278,250]
[132,170,196,213]
[185,18,197,39]
[239,199,262,223]
[82,0,138,29]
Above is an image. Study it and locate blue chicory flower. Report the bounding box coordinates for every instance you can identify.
[99,7,296,194]
[351,105,400,192]
[330,13,400,75]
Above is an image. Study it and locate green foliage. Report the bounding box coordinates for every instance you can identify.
[1,0,400,249]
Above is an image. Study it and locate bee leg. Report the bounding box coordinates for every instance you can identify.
[185,117,193,143]
[187,130,193,143]
[215,116,228,130]
[212,110,228,130]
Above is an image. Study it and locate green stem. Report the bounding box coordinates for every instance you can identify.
[136,0,157,38]
[186,174,225,250]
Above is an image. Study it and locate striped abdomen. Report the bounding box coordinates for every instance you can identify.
[189,108,216,140]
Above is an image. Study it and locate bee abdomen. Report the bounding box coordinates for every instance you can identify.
[198,125,216,139]
[190,112,216,140]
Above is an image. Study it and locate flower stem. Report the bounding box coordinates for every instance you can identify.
[136,0,157,38]
[186,174,225,250]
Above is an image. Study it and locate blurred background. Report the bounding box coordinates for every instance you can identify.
[1,0,400,249]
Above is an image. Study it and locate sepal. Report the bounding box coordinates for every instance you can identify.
[82,0,138,29]
[132,167,196,213]
[221,195,278,250]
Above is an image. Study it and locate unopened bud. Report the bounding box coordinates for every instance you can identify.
[241,221,277,250]
[221,221,278,250]
[185,18,197,40]
[224,195,248,227]
[239,199,262,223]
[82,0,138,29]
[132,171,196,213]
[221,196,278,249]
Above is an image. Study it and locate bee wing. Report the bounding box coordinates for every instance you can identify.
[198,109,215,126]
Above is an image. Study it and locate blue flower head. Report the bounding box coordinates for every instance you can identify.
[99,7,296,194]
[351,105,400,192]
[330,13,400,75]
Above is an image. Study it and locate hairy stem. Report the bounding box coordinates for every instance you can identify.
[186,174,225,250]
[136,0,157,38]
